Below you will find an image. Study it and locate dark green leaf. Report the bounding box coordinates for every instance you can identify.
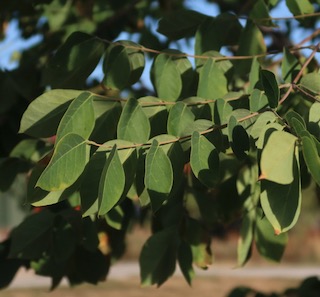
[195,13,242,54]
[43,32,105,88]
[260,69,280,108]
[157,9,208,40]
[140,227,178,287]
[9,210,55,259]
[178,241,195,286]
[249,0,276,27]
[255,214,288,262]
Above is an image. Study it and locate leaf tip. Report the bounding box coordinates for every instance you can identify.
[274,229,281,236]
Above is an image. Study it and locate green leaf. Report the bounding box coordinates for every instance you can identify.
[103,41,145,90]
[285,110,306,136]
[117,98,150,143]
[9,210,55,259]
[151,53,182,101]
[140,227,178,287]
[42,32,105,88]
[250,111,277,139]
[212,98,233,127]
[301,136,320,187]
[105,205,124,230]
[98,146,125,216]
[237,211,254,267]
[157,9,207,40]
[255,214,288,262]
[190,131,219,188]
[228,116,250,159]
[56,92,95,143]
[235,21,266,76]
[248,58,262,93]
[178,241,195,286]
[285,0,314,16]
[197,59,228,100]
[282,48,300,83]
[260,131,297,184]
[260,148,301,234]
[36,133,89,191]
[260,69,280,108]
[308,102,320,137]
[249,89,268,112]
[145,140,173,212]
[27,164,80,206]
[300,73,320,95]
[249,0,276,27]
[167,102,195,137]
[195,13,242,54]
[19,89,81,137]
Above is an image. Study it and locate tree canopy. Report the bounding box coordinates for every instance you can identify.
[0,0,320,292]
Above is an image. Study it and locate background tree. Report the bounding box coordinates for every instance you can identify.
[0,0,320,294]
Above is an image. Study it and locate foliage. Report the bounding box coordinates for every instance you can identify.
[1,0,320,291]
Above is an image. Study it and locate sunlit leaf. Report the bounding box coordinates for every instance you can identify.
[260,131,297,184]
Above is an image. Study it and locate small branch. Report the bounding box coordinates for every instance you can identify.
[293,84,320,103]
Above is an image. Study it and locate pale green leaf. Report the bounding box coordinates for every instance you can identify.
[98,146,125,216]
[260,131,297,184]
[260,148,301,234]
[36,133,89,191]
[249,89,268,112]
[300,72,320,94]
[248,58,262,93]
[117,98,150,143]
